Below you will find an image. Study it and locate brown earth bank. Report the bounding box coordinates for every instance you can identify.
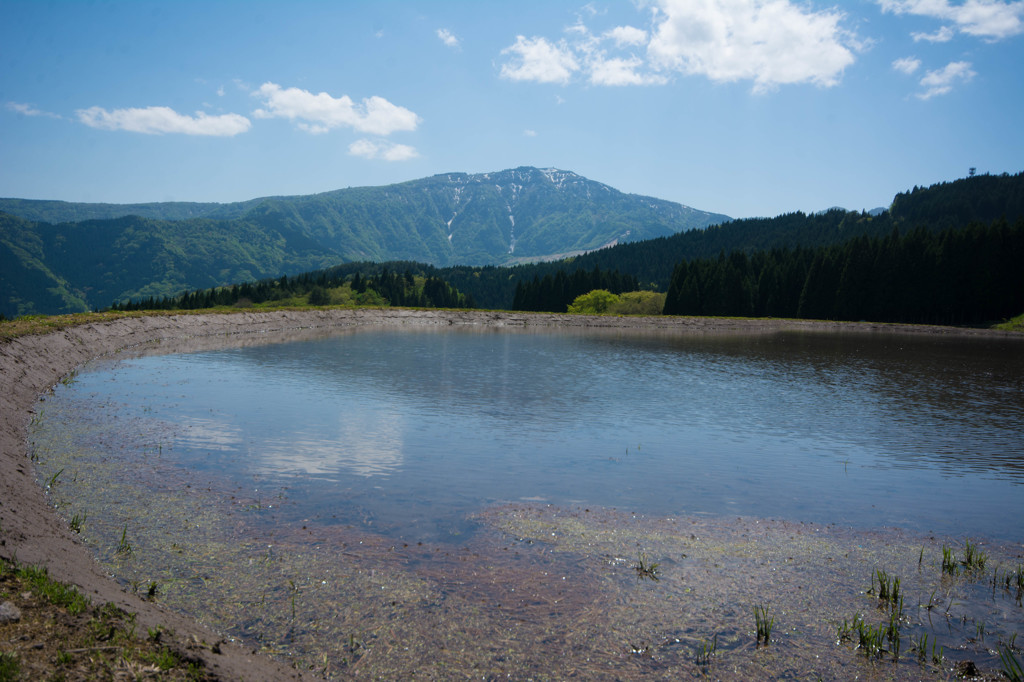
[1,308,1020,679]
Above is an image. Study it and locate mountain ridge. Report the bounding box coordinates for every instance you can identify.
[0,167,730,317]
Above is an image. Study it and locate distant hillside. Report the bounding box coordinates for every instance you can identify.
[0,197,265,223]
[0,167,728,317]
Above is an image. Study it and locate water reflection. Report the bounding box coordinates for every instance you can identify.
[256,409,405,479]
[45,326,1024,542]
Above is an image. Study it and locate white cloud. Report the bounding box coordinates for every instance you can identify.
[76,106,251,136]
[500,35,580,84]
[604,25,648,46]
[498,1,860,92]
[6,101,62,119]
[589,55,669,86]
[216,85,225,97]
[523,129,538,137]
[252,82,420,136]
[437,28,460,48]
[917,60,976,98]
[892,56,923,73]
[348,139,419,161]
[646,0,857,93]
[879,0,1024,41]
[912,25,956,41]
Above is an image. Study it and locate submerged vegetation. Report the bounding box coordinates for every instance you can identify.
[29,395,1024,679]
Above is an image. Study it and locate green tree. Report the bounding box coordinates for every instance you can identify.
[567,289,620,314]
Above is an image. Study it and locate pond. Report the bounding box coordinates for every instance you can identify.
[32,325,1024,679]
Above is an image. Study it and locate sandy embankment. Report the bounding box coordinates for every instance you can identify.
[0,308,1017,679]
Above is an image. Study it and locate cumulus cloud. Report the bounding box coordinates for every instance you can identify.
[647,0,857,93]
[604,25,648,46]
[252,82,420,136]
[912,25,956,41]
[589,56,669,86]
[917,60,976,98]
[892,56,923,73]
[76,106,251,136]
[499,0,859,92]
[437,28,460,48]
[879,0,1024,41]
[500,35,580,84]
[348,139,419,161]
[6,102,62,119]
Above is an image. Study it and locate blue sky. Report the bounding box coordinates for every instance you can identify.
[2,0,1022,219]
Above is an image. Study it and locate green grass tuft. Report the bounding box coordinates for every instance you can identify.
[16,563,90,616]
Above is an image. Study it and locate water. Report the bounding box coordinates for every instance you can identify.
[44,326,1024,543]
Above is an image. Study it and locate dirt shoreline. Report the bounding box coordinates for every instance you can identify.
[1,308,1019,679]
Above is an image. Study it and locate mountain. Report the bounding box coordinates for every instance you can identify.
[0,167,729,317]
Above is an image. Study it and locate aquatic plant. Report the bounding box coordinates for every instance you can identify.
[913,633,929,664]
[754,604,774,645]
[870,569,901,609]
[1001,646,1023,682]
[288,579,299,620]
[69,510,87,533]
[943,539,989,577]
[115,523,131,555]
[963,539,988,572]
[836,614,861,644]
[856,620,885,658]
[46,467,64,490]
[633,552,660,581]
[942,544,958,576]
[695,634,717,666]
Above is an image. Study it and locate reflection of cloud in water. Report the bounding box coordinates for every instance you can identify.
[177,417,244,452]
[257,410,404,479]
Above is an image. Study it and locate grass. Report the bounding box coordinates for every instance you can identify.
[0,557,212,680]
[870,568,901,608]
[942,539,989,576]
[0,652,20,681]
[994,312,1024,332]
[115,523,132,555]
[754,604,774,645]
[1002,646,1024,681]
[633,552,660,581]
[0,307,308,342]
[963,539,988,572]
[44,467,63,490]
[695,633,717,667]
[10,563,91,616]
[68,510,87,533]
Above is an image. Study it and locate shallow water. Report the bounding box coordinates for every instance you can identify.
[44,326,1024,543]
[31,325,1024,678]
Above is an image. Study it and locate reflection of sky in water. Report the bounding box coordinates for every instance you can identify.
[50,328,1024,543]
[164,372,403,477]
[259,411,404,479]
[177,417,243,452]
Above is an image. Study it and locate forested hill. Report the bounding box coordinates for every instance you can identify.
[442,171,1024,309]
[0,167,728,317]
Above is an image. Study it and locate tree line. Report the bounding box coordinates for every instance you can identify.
[110,264,473,312]
[511,266,639,312]
[663,217,1024,325]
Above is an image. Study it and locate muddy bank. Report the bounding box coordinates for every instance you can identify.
[1,309,1019,679]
